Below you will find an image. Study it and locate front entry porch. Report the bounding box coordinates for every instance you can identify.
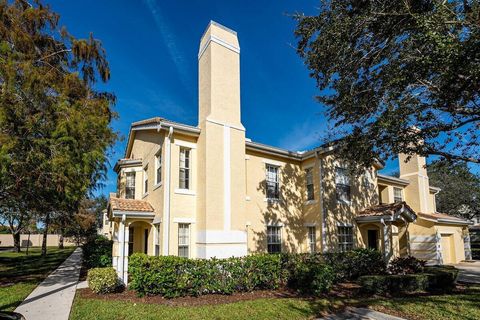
[356,202,417,261]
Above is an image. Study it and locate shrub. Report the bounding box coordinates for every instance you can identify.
[388,256,426,275]
[324,248,386,280]
[281,253,334,295]
[128,253,285,298]
[83,235,112,268]
[88,267,120,294]
[359,266,459,295]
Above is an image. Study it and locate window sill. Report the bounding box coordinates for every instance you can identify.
[142,192,149,199]
[174,188,196,196]
[304,199,317,206]
[153,182,163,191]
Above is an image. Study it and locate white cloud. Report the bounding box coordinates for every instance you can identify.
[143,0,191,92]
[277,118,328,151]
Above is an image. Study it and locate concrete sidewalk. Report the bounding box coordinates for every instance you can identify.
[320,307,406,320]
[455,261,480,284]
[15,247,83,320]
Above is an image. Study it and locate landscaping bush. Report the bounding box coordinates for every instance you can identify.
[281,253,335,295]
[359,266,459,295]
[88,267,120,294]
[388,256,426,275]
[323,248,386,280]
[128,253,285,298]
[83,235,112,268]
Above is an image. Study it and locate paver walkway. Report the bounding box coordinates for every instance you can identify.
[454,261,480,284]
[320,307,405,320]
[15,248,83,320]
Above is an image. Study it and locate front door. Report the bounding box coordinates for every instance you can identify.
[144,229,149,254]
[367,230,378,250]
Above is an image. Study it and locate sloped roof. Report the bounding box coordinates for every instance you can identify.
[418,212,472,225]
[109,197,154,213]
[356,201,417,223]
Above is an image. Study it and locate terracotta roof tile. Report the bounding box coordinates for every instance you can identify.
[357,201,415,217]
[109,197,154,212]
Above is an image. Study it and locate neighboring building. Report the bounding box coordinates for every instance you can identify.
[106,21,472,283]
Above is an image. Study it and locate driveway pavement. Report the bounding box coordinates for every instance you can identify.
[454,261,480,284]
[14,248,83,320]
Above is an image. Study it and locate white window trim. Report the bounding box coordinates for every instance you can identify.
[142,165,148,197]
[174,188,196,196]
[262,159,283,166]
[154,148,162,187]
[173,217,196,224]
[174,140,197,149]
[153,182,163,191]
[303,222,317,227]
[178,223,191,258]
[265,164,280,201]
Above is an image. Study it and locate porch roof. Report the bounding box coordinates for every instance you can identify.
[108,196,155,218]
[418,212,472,226]
[356,201,417,223]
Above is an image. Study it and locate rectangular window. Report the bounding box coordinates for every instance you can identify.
[267,226,282,253]
[125,172,135,199]
[337,226,354,252]
[155,149,162,185]
[266,164,280,200]
[307,226,316,253]
[394,187,403,202]
[155,224,161,256]
[305,168,314,201]
[335,167,351,202]
[178,223,190,258]
[179,148,190,189]
[143,166,148,194]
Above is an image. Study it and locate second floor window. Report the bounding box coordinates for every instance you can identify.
[125,172,135,199]
[394,187,403,202]
[266,164,279,200]
[155,149,162,185]
[305,168,314,201]
[143,166,148,194]
[179,147,190,189]
[335,167,351,203]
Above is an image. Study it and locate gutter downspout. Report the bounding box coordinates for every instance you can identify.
[163,126,173,255]
[316,151,327,253]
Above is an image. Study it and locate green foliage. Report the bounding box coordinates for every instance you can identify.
[324,248,386,280]
[88,267,119,294]
[129,253,285,298]
[83,235,112,268]
[0,0,117,254]
[428,161,480,220]
[295,0,480,166]
[360,266,459,295]
[388,256,426,275]
[281,254,335,295]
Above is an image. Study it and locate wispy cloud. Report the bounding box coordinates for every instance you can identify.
[277,118,328,151]
[143,0,191,93]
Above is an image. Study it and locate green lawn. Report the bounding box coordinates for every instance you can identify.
[0,246,76,311]
[70,285,480,320]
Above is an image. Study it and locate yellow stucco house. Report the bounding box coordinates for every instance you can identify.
[106,21,472,283]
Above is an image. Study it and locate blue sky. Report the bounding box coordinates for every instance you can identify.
[47,0,398,197]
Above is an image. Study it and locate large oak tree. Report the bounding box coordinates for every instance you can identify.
[295,0,480,167]
[0,0,116,253]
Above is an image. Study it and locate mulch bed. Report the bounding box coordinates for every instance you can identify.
[77,288,300,306]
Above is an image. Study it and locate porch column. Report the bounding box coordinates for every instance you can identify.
[381,219,393,262]
[117,214,126,282]
[123,224,129,284]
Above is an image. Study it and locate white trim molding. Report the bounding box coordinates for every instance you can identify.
[262,159,283,167]
[173,217,196,224]
[174,140,197,149]
[205,117,245,132]
[174,188,196,196]
[198,34,240,59]
[266,221,284,227]
[304,222,317,227]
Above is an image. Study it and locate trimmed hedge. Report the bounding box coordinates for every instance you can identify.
[129,253,286,298]
[323,248,386,280]
[83,235,113,269]
[359,266,459,295]
[88,267,120,294]
[388,256,426,275]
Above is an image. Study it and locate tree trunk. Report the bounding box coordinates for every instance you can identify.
[41,212,50,256]
[58,227,64,249]
[12,232,21,253]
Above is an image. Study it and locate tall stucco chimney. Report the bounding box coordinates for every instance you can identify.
[196,21,247,258]
[399,153,431,213]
